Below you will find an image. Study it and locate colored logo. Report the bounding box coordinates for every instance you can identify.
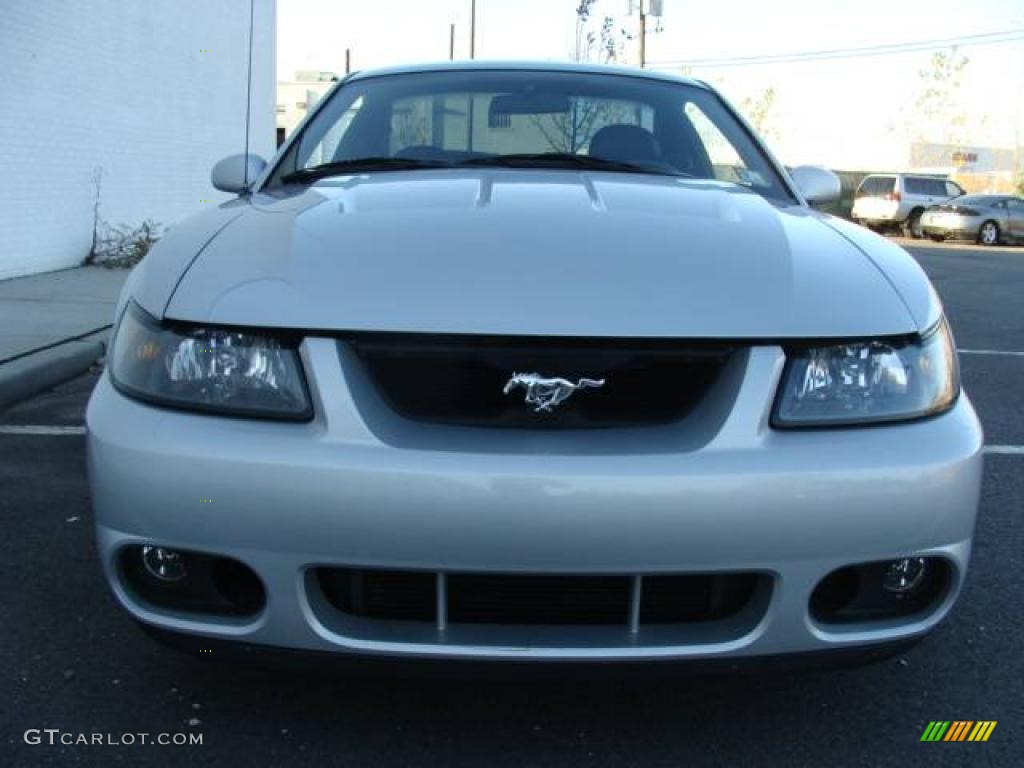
[921,721,997,742]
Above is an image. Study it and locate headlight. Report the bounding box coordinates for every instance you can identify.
[773,319,958,427]
[109,302,312,420]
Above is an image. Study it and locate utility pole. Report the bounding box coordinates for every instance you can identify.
[344,48,350,74]
[638,6,646,68]
[449,23,455,60]
[634,0,662,68]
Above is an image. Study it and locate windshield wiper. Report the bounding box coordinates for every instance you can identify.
[457,153,689,177]
[281,157,452,183]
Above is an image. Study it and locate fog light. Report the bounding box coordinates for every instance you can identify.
[142,546,187,582]
[883,557,927,594]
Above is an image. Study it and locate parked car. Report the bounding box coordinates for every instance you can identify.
[88,62,982,668]
[921,194,1024,245]
[852,173,964,238]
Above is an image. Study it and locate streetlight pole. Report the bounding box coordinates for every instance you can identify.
[470,0,476,59]
[449,23,455,60]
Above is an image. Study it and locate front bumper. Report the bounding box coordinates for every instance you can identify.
[87,340,984,662]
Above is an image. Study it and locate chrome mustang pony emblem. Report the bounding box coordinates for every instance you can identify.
[503,372,606,413]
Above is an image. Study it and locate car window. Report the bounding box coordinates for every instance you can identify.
[945,181,963,197]
[856,176,895,198]
[302,95,363,168]
[271,70,792,200]
[957,195,1001,207]
[683,103,766,187]
[905,177,948,196]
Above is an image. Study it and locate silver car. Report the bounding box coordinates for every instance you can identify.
[87,62,982,667]
[921,194,1024,245]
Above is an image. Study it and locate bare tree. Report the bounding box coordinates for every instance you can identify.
[531,102,607,154]
[391,106,429,149]
[572,0,598,62]
[573,2,626,65]
[912,47,971,146]
[538,6,630,153]
[84,166,105,265]
[739,87,778,140]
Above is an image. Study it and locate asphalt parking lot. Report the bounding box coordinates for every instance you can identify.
[1,240,1021,767]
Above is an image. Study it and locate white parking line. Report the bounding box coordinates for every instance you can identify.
[985,445,1024,456]
[960,349,1024,358]
[0,425,86,435]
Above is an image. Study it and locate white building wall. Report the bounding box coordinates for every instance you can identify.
[0,0,276,280]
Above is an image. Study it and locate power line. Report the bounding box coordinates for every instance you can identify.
[647,29,1024,69]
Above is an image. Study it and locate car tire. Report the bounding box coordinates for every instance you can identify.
[978,220,1000,246]
[902,209,925,239]
[928,235,945,242]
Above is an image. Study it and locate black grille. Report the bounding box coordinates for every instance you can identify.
[349,335,733,429]
[315,568,760,626]
[319,569,436,622]
[641,574,756,623]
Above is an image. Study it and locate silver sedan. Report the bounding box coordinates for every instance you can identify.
[921,194,1024,245]
[87,62,982,668]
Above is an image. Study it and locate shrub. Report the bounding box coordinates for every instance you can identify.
[86,219,162,268]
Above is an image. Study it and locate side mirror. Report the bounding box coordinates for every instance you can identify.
[211,154,267,194]
[789,165,841,206]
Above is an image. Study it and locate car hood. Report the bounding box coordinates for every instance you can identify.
[159,170,919,338]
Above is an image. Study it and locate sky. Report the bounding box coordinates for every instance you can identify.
[277,0,1024,169]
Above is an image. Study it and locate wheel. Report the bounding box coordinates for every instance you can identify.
[902,210,925,239]
[928,235,945,243]
[978,220,1000,246]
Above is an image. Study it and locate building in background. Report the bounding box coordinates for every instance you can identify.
[0,0,276,281]
[276,70,339,146]
[909,142,1023,193]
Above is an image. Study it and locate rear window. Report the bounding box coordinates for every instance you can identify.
[856,176,895,197]
[904,177,948,196]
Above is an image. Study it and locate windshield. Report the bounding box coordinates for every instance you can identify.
[267,69,792,201]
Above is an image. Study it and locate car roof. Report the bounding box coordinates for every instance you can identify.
[344,60,712,90]
[862,173,951,179]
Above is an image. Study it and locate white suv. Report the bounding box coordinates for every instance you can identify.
[852,174,964,238]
